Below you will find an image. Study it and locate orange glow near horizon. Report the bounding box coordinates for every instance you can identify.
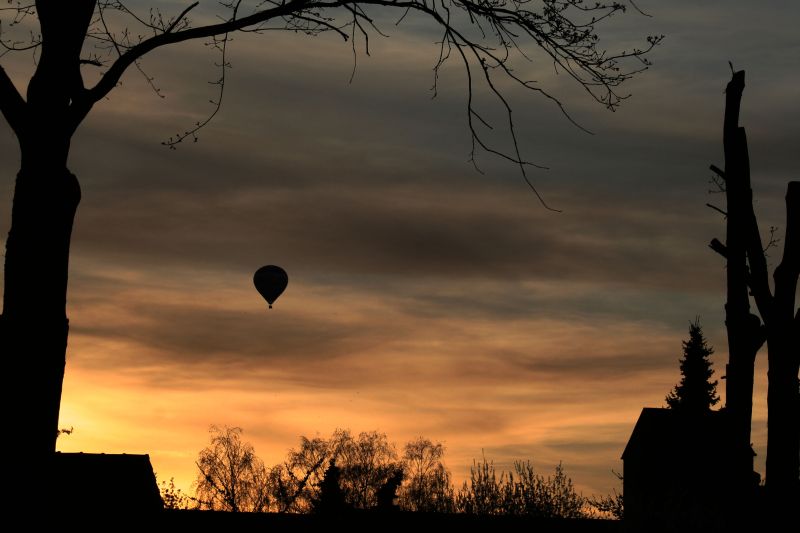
[55,264,771,498]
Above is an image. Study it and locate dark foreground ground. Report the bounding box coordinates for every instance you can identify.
[60,510,620,531]
[155,511,620,532]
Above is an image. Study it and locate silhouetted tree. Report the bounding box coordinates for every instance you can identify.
[159,476,195,510]
[335,429,401,509]
[312,460,349,515]
[708,70,799,504]
[456,455,586,517]
[270,429,401,510]
[269,435,331,512]
[194,425,270,512]
[0,2,661,467]
[665,319,719,413]
[587,470,623,520]
[502,461,585,518]
[192,425,600,516]
[398,437,455,512]
[375,467,404,511]
[456,454,504,515]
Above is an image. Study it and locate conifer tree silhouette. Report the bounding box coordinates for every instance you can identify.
[665,319,719,413]
[313,460,348,515]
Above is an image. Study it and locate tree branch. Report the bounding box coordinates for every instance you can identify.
[76,0,659,126]
[773,181,799,332]
[59,0,660,204]
[706,203,727,217]
[162,32,229,148]
[735,127,774,322]
[83,0,318,109]
[710,164,726,181]
[0,63,25,133]
[165,1,199,34]
[709,237,727,258]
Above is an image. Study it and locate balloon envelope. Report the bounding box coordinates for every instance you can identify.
[254,265,288,308]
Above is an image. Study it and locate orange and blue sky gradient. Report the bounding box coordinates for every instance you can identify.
[1,1,797,498]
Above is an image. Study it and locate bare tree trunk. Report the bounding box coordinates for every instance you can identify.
[766,182,799,502]
[719,70,761,486]
[713,71,800,516]
[0,0,95,456]
[2,164,80,454]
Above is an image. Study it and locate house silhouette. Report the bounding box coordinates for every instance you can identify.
[622,408,757,532]
[49,452,163,516]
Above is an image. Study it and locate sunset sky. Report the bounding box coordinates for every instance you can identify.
[1,1,798,499]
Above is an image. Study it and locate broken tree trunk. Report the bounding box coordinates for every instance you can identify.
[711,69,800,516]
[718,70,761,488]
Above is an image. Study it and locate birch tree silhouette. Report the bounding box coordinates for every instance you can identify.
[194,425,270,512]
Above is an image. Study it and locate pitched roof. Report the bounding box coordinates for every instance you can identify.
[50,452,163,513]
[622,407,753,460]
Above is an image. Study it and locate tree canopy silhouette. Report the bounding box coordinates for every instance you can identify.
[455,456,586,517]
[399,437,455,512]
[194,425,270,512]
[313,460,350,514]
[270,429,403,511]
[665,318,719,413]
[195,425,594,516]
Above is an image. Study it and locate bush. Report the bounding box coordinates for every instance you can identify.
[456,455,588,517]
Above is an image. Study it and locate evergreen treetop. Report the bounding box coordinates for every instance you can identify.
[666,318,720,413]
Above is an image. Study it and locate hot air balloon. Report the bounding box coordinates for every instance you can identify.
[253,265,288,309]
